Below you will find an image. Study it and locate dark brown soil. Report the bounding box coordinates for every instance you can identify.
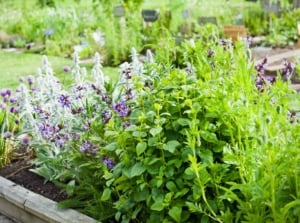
[0,148,67,202]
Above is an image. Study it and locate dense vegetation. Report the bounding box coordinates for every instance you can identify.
[1,0,300,222]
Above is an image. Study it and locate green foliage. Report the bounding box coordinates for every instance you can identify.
[62,39,298,222]
[0,103,20,168]
[264,9,300,47]
[244,6,269,36]
[19,35,299,222]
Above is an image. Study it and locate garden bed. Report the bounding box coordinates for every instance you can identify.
[0,149,99,222]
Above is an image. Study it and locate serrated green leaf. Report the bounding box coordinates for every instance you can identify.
[168,206,182,222]
[150,127,163,136]
[136,142,147,155]
[101,188,111,201]
[163,140,181,153]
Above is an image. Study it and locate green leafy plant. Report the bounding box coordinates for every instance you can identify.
[264,9,300,47]
[0,89,22,168]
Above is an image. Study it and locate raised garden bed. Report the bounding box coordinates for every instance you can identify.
[0,176,98,223]
[0,150,99,223]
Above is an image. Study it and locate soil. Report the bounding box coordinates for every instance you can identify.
[0,147,67,202]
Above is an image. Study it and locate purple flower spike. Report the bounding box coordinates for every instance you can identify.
[113,99,131,118]
[103,157,115,170]
[255,57,268,75]
[21,135,30,145]
[10,106,18,114]
[80,140,98,155]
[58,94,72,108]
[102,109,112,123]
[247,36,252,47]
[281,59,294,78]
[27,76,34,85]
[63,66,71,73]
[9,98,17,104]
[3,131,12,139]
[6,89,11,97]
[207,48,215,58]
[0,89,7,97]
[265,76,276,84]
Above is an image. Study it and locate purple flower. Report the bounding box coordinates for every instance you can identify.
[10,106,19,114]
[80,140,98,155]
[103,157,115,170]
[6,89,11,97]
[281,59,294,78]
[102,109,112,123]
[265,76,276,84]
[122,121,132,129]
[0,89,6,97]
[82,120,91,131]
[125,88,133,100]
[3,131,12,139]
[71,107,83,114]
[55,136,66,148]
[0,89,11,97]
[63,66,71,73]
[121,66,133,80]
[9,98,17,104]
[27,76,34,85]
[219,39,232,50]
[21,135,30,145]
[113,99,131,118]
[58,94,72,108]
[72,133,81,141]
[207,48,215,58]
[255,75,265,92]
[246,36,252,47]
[219,39,227,46]
[38,123,55,139]
[255,57,268,75]
[91,84,102,95]
[3,96,9,103]
[19,77,24,83]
